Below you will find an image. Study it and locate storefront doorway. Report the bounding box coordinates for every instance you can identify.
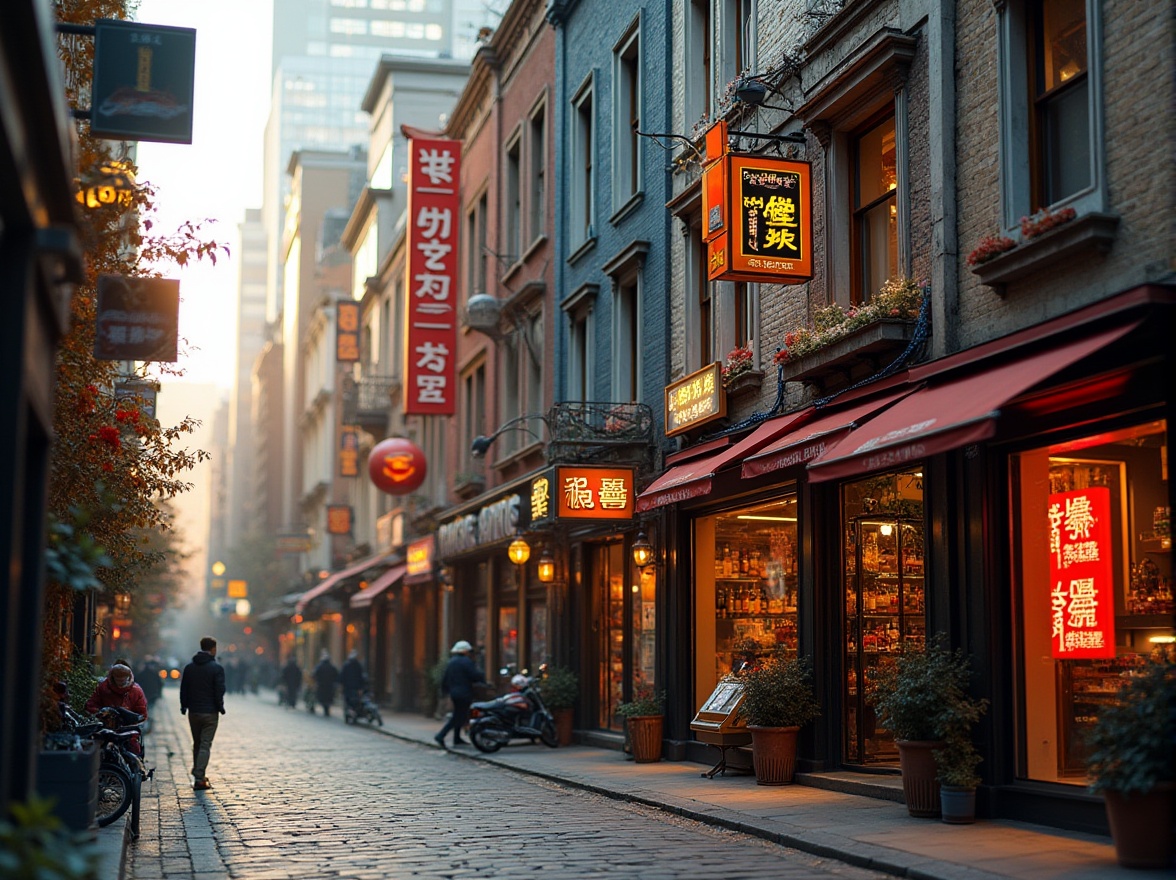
[841,469,926,766]
[592,540,657,730]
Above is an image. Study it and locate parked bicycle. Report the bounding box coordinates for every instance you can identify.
[63,704,150,837]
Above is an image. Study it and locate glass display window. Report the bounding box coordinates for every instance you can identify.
[1012,419,1171,785]
[693,493,799,713]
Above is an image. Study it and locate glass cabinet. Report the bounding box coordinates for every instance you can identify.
[843,516,926,765]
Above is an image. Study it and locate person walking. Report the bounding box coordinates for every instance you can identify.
[179,636,226,791]
[312,650,339,717]
[340,650,367,714]
[434,640,486,748]
[280,656,302,709]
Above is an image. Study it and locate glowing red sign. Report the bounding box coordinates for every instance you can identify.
[368,437,428,495]
[1048,486,1116,659]
[405,137,461,415]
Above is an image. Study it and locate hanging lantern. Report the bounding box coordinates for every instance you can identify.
[537,547,555,583]
[632,531,655,569]
[508,535,531,566]
[368,437,428,495]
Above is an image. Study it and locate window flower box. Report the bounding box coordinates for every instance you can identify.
[971,212,1119,293]
[724,369,765,401]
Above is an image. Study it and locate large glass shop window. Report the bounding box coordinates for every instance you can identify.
[694,494,799,710]
[1013,419,1171,785]
[842,469,926,766]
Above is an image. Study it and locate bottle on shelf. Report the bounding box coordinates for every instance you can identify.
[722,544,732,577]
[750,549,760,577]
[716,587,726,618]
[740,547,749,575]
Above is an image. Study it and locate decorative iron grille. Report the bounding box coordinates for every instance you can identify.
[546,401,654,464]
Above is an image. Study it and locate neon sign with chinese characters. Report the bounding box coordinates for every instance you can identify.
[1048,487,1116,659]
[531,467,635,523]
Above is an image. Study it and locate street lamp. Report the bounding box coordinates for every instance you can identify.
[471,413,550,457]
[507,535,531,566]
[632,531,655,569]
[536,547,555,583]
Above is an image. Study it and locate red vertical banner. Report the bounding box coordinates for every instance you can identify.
[405,137,461,415]
[1048,486,1116,659]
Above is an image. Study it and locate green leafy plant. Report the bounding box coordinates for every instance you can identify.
[540,666,579,711]
[738,654,820,728]
[616,687,665,718]
[868,633,988,752]
[0,796,99,880]
[1085,654,1176,795]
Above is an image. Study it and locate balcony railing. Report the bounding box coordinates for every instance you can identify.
[546,401,654,464]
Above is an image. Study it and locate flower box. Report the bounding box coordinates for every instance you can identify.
[971,212,1119,293]
[723,369,765,400]
[781,319,916,392]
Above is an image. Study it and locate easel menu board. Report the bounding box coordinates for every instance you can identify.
[691,679,747,733]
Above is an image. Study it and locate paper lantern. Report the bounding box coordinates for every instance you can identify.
[368,437,427,495]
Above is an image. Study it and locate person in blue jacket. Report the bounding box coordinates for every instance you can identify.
[434,640,486,748]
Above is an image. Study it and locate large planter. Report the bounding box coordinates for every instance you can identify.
[552,707,575,747]
[781,320,916,393]
[35,744,100,832]
[896,740,943,818]
[940,785,977,825]
[627,715,664,763]
[1104,783,1176,869]
[748,725,800,785]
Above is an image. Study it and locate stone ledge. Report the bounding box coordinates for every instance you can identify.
[972,212,1120,294]
[781,321,916,393]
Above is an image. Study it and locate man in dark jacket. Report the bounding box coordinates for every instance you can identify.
[340,650,367,711]
[434,640,486,748]
[312,650,339,716]
[280,656,302,708]
[179,636,226,790]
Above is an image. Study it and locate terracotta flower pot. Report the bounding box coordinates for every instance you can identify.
[627,715,663,763]
[896,740,943,818]
[1104,783,1176,869]
[552,707,574,747]
[748,725,800,785]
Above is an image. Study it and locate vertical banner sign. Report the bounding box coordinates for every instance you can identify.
[336,300,360,362]
[729,155,813,282]
[1048,486,1116,659]
[338,428,360,478]
[326,505,353,536]
[405,137,461,415]
[91,19,196,144]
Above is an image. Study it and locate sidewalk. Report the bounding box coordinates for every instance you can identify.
[372,711,1141,880]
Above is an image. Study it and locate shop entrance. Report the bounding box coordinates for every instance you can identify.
[592,540,657,731]
[841,470,926,766]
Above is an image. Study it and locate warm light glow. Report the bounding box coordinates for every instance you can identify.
[631,531,655,568]
[112,627,121,640]
[170,669,180,679]
[293,614,304,624]
[736,515,798,522]
[235,599,251,616]
[879,524,894,537]
[508,536,531,566]
[211,561,226,576]
[537,549,555,583]
[346,624,357,634]
[243,627,253,635]
[1149,635,1176,644]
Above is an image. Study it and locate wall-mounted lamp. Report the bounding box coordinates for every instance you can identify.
[537,547,555,583]
[471,413,550,457]
[631,531,655,569]
[508,535,531,566]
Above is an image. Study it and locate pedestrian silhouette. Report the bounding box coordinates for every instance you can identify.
[180,636,226,790]
[312,650,339,717]
[434,640,486,748]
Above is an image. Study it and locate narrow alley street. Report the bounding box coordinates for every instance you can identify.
[125,692,885,879]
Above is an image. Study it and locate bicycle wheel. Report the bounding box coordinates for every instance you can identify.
[96,763,133,827]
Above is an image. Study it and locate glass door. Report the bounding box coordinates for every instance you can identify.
[593,539,657,731]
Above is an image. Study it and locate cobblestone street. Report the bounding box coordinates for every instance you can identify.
[125,693,885,880]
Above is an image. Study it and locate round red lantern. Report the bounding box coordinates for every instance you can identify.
[368,437,427,495]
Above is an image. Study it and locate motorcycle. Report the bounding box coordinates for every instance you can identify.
[344,690,383,726]
[61,704,149,833]
[468,667,558,752]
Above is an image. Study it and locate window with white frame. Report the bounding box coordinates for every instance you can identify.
[998,0,1103,227]
[613,21,642,209]
[505,132,522,265]
[571,76,595,246]
[528,101,546,244]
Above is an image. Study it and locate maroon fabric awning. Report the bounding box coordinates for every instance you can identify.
[294,552,394,615]
[741,390,912,479]
[807,323,1139,484]
[635,410,812,512]
[350,564,406,609]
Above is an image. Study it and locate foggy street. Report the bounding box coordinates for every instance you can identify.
[125,691,885,880]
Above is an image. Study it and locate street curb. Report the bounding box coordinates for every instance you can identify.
[368,724,995,880]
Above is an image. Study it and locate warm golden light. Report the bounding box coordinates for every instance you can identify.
[211,561,226,576]
[631,531,655,568]
[537,548,555,583]
[508,536,531,566]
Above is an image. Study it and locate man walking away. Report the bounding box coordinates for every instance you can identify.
[434,640,486,748]
[180,636,225,791]
[313,650,339,717]
[340,650,367,713]
[280,656,302,709]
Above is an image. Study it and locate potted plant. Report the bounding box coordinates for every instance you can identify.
[737,654,819,785]
[1084,654,1176,869]
[616,688,666,763]
[935,737,983,824]
[541,666,579,746]
[720,345,761,397]
[868,634,988,818]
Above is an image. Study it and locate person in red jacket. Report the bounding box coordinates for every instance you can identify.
[85,663,148,753]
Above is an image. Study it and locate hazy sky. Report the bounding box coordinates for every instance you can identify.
[134,0,274,391]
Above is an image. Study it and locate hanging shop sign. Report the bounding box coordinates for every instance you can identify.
[1048,486,1116,659]
[700,120,813,284]
[336,300,360,363]
[338,427,360,478]
[406,535,434,578]
[94,274,179,362]
[91,19,196,144]
[665,362,725,437]
[276,533,313,554]
[226,579,248,599]
[437,493,525,560]
[530,466,635,526]
[326,505,353,536]
[404,136,461,415]
[368,437,427,495]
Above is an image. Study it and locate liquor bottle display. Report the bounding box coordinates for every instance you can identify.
[843,516,926,765]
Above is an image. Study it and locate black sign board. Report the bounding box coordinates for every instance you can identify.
[94,274,179,362]
[91,19,196,144]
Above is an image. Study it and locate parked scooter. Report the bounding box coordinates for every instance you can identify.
[468,667,558,752]
[344,690,384,727]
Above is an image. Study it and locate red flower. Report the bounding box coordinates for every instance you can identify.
[97,426,121,448]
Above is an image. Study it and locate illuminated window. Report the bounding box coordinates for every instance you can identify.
[852,115,898,304]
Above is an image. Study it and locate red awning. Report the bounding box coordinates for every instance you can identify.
[807,323,1139,484]
[294,552,394,615]
[635,410,812,512]
[741,390,913,479]
[350,564,406,609]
